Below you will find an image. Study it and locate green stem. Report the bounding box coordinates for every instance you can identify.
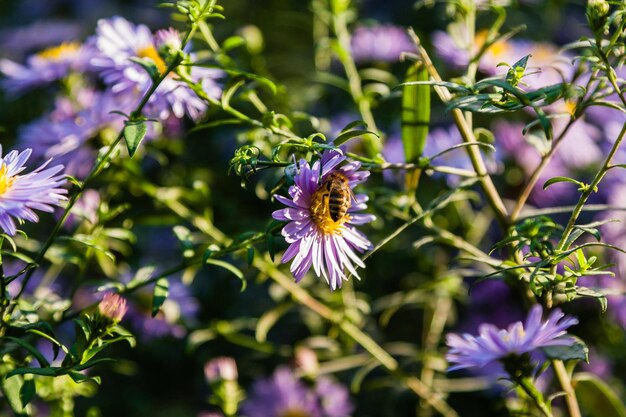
[408,29,509,228]
[330,5,381,156]
[553,360,582,417]
[557,121,626,251]
[4,12,204,322]
[517,376,554,417]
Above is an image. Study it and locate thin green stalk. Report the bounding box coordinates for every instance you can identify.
[557,121,626,251]
[4,12,204,323]
[553,360,581,417]
[330,5,381,156]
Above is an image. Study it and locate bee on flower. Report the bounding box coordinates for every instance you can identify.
[272,149,375,290]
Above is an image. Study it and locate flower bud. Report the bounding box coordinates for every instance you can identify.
[98,293,128,323]
[588,0,610,17]
[587,0,610,35]
[204,356,238,382]
[294,347,319,378]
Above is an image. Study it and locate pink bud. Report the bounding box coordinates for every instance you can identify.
[204,356,238,382]
[98,292,128,322]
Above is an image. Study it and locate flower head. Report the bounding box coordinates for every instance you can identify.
[272,149,375,290]
[350,24,414,64]
[0,147,67,236]
[0,41,96,96]
[98,292,128,323]
[446,305,579,371]
[92,16,222,121]
[241,367,353,417]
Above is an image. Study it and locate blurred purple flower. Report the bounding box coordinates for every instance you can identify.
[446,305,579,371]
[124,277,200,340]
[18,89,129,177]
[0,41,97,96]
[241,367,353,417]
[0,20,82,58]
[272,149,375,290]
[433,31,573,88]
[0,146,67,235]
[63,189,100,229]
[92,16,222,121]
[314,377,354,417]
[350,24,414,64]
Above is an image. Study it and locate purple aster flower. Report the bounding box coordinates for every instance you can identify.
[446,304,579,371]
[350,24,415,64]
[314,377,354,417]
[0,41,96,96]
[92,16,222,121]
[18,89,130,177]
[0,146,67,236]
[272,149,375,290]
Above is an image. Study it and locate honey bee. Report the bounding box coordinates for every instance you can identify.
[319,172,354,222]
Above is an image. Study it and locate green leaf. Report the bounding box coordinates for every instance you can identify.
[543,176,584,190]
[2,373,27,415]
[575,286,608,312]
[19,378,36,408]
[123,121,148,158]
[402,62,430,163]
[574,372,626,417]
[333,129,378,147]
[152,278,169,317]
[221,77,246,110]
[205,259,246,291]
[68,370,101,385]
[255,302,292,343]
[541,336,588,362]
[7,367,61,378]
[4,337,50,368]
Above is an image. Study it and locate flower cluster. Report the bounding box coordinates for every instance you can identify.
[1,16,222,177]
[272,149,375,290]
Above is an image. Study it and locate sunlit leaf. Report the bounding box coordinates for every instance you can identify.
[124,120,148,158]
[152,278,169,317]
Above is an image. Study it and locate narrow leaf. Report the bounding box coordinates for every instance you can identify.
[19,378,36,408]
[152,278,169,317]
[402,62,430,162]
[543,176,583,190]
[574,372,626,417]
[205,258,246,291]
[124,121,148,158]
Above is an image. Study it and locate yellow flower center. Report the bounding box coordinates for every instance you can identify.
[36,42,81,60]
[137,45,168,74]
[0,164,16,196]
[310,174,352,235]
[279,409,311,417]
[475,30,511,59]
